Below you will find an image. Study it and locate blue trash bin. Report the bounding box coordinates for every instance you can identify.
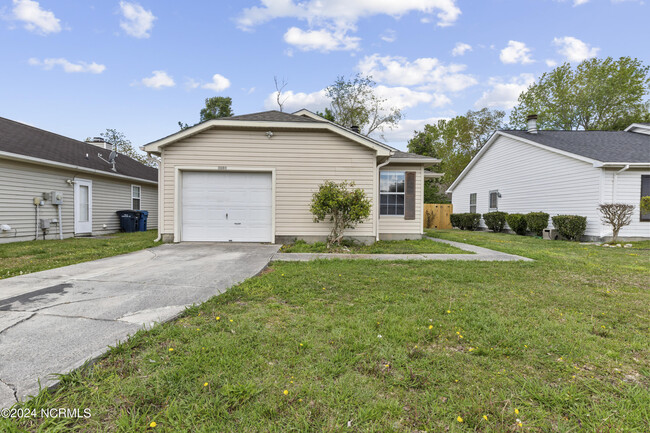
[138,210,148,231]
[116,210,137,233]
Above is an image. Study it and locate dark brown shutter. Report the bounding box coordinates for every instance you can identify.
[404,171,416,220]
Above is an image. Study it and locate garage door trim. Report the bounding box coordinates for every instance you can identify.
[174,166,276,243]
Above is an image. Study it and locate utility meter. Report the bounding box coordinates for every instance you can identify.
[51,191,64,205]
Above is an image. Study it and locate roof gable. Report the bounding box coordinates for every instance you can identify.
[0,117,158,182]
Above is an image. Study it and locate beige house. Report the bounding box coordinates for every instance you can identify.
[0,117,158,243]
[143,109,440,244]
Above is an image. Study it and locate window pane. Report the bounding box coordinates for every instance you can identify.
[380,205,389,215]
[389,195,396,205]
[396,205,404,215]
[132,198,141,210]
[380,194,388,205]
[132,186,141,198]
[396,195,404,205]
[380,173,390,192]
[79,186,89,222]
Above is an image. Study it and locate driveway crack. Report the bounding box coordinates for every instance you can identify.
[0,312,35,335]
[0,377,18,403]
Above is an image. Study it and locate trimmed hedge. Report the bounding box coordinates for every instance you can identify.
[450,213,481,231]
[525,212,550,236]
[506,213,528,235]
[482,211,508,232]
[552,215,587,241]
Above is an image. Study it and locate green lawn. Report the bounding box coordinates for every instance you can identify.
[280,238,467,254]
[0,230,158,279]
[4,230,649,432]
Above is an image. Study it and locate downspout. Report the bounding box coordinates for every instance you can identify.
[153,151,162,242]
[612,164,630,202]
[375,157,392,241]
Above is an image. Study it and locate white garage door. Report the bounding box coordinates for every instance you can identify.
[181,171,272,242]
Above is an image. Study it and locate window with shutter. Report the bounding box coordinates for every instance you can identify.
[380,171,405,216]
[641,175,650,221]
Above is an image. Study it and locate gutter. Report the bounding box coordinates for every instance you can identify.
[0,150,158,185]
[612,164,630,202]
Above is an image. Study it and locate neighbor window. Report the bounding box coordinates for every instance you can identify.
[641,175,650,221]
[489,190,499,210]
[132,185,141,210]
[469,193,477,213]
[380,171,405,215]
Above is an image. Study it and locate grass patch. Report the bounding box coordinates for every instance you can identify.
[280,238,466,254]
[4,230,649,432]
[0,230,158,279]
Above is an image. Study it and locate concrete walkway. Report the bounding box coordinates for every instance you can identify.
[0,243,279,408]
[272,237,532,262]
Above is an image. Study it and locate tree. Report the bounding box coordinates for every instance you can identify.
[98,129,158,167]
[200,96,233,122]
[274,76,289,112]
[325,74,402,137]
[510,57,650,130]
[310,181,371,247]
[598,203,634,243]
[315,107,335,122]
[408,108,505,193]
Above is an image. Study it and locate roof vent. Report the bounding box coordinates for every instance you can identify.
[526,114,538,134]
[350,125,360,133]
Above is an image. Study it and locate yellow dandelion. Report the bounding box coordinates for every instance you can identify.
[322,287,326,290]
[457,416,463,423]
[204,382,209,387]
[514,408,519,415]
[168,348,174,352]
[446,310,451,314]
[456,331,460,335]
[281,273,285,276]
[518,422,523,427]
[300,343,303,346]
[299,398,303,402]
[414,345,418,349]
[455,379,459,382]
[149,421,157,428]
[290,380,293,383]
[229,319,233,322]
[459,335,463,339]
[428,325,433,329]
[283,389,289,395]
[338,274,342,277]
[483,415,488,421]
[216,316,220,321]
[468,347,474,352]
[385,364,390,367]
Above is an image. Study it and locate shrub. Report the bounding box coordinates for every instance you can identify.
[311,181,371,247]
[598,203,634,243]
[450,213,481,231]
[525,212,550,236]
[552,215,587,241]
[482,211,508,232]
[506,213,528,235]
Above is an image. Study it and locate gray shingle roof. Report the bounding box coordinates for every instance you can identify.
[503,130,650,163]
[392,150,437,160]
[0,117,158,181]
[225,110,324,123]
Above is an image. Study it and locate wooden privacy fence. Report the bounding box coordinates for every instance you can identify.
[423,204,453,230]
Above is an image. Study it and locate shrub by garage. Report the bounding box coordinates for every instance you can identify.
[552,215,587,241]
[482,211,508,232]
[450,213,481,231]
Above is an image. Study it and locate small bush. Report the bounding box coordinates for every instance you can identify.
[552,215,587,241]
[506,213,528,235]
[525,212,550,236]
[450,213,481,231]
[482,211,508,232]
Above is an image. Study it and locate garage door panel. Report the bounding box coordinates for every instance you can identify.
[181,171,272,242]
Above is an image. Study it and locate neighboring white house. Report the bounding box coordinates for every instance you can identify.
[447,118,650,241]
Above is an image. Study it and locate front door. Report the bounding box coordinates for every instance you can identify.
[74,178,93,234]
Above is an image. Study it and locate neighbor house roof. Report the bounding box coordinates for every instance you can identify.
[447,128,650,193]
[226,110,325,123]
[502,130,650,164]
[0,117,157,183]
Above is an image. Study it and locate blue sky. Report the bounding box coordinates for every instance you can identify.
[1,0,648,153]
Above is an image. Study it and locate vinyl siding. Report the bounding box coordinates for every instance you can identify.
[378,164,423,234]
[451,134,602,236]
[0,158,157,243]
[160,128,377,240]
[600,168,650,238]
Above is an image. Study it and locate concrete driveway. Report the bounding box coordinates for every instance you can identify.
[0,242,279,408]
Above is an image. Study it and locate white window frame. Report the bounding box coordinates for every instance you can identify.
[131,185,141,210]
[380,171,406,216]
[489,190,499,211]
[469,193,477,213]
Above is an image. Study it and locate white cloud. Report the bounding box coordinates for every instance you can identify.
[552,36,599,62]
[264,89,329,113]
[379,116,449,143]
[499,40,534,64]
[283,27,360,52]
[573,0,590,5]
[380,29,396,43]
[201,74,231,92]
[119,1,156,38]
[237,0,462,30]
[357,54,477,92]
[375,85,450,109]
[474,73,535,109]
[545,59,558,67]
[141,70,175,89]
[451,42,472,56]
[28,57,106,74]
[12,0,61,34]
